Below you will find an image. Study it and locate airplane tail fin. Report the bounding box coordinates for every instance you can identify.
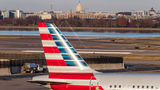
[37,22,103,90]
[38,22,95,79]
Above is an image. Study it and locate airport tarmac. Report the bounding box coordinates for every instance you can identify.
[0,77,49,90]
[0,35,160,89]
[1,60,160,90]
[0,36,160,55]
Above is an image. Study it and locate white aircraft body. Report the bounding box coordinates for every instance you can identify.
[30,22,160,90]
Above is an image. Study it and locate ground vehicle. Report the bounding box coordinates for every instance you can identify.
[24,63,44,73]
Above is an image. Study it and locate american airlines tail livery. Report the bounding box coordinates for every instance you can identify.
[30,22,160,90]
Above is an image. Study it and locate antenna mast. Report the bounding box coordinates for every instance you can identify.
[50,0,54,11]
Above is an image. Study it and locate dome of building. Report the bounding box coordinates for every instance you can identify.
[149,8,157,16]
[76,2,83,13]
[150,8,156,12]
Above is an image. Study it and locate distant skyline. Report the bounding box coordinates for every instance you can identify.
[0,0,159,13]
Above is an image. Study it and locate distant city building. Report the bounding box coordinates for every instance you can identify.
[0,5,159,20]
[116,12,132,16]
[1,10,25,19]
[26,11,54,20]
[37,11,53,20]
[10,10,16,18]
[55,1,111,19]
[55,11,110,19]
[132,10,149,18]
[131,8,158,19]
[25,12,35,17]
[82,12,110,19]
[2,10,10,18]
[55,11,68,19]
[14,10,25,19]
[157,11,160,17]
[0,11,2,19]
[76,2,83,13]
[149,8,157,16]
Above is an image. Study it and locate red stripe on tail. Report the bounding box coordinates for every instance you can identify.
[40,34,53,40]
[43,47,60,53]
[49,72,96,80]
[38,22,47,27]
[46,59,67,66]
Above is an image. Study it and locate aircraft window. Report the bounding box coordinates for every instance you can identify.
[80,61,88,67]
[65,61,77,66]
[76,55,83,60]
[119,85,121,88]
[151,86,154,89]
[114,85,117,88]
[146,86,149,88]
[55,41,64,47]
[109,85,112,88]
[142,86,144,88]
[137,86,140,88]
[59,48,68,53]
[71,48,77,53]
[62,54,72,60]
[66,42,72,47]
[48,28,56,34]
[52,35,60,40]
[61,35,66,40]
[133,85,135,88]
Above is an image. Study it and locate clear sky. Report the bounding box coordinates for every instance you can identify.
[0,0,159,13]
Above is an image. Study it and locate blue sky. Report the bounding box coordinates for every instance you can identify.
[0,0,159,13]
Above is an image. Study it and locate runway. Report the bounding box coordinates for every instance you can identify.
[0,36,159,56]
[21,49,160,55]
[77,49,160,55]
[0,47,158,55]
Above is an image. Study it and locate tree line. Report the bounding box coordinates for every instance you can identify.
[0,16,160,28]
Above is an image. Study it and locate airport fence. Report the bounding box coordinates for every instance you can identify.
[0,52,123,67]
[84,56,123,64]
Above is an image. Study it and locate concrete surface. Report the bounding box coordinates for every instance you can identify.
[0,78,49,90]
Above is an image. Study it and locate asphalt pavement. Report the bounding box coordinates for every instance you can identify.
[0,78,49,90]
